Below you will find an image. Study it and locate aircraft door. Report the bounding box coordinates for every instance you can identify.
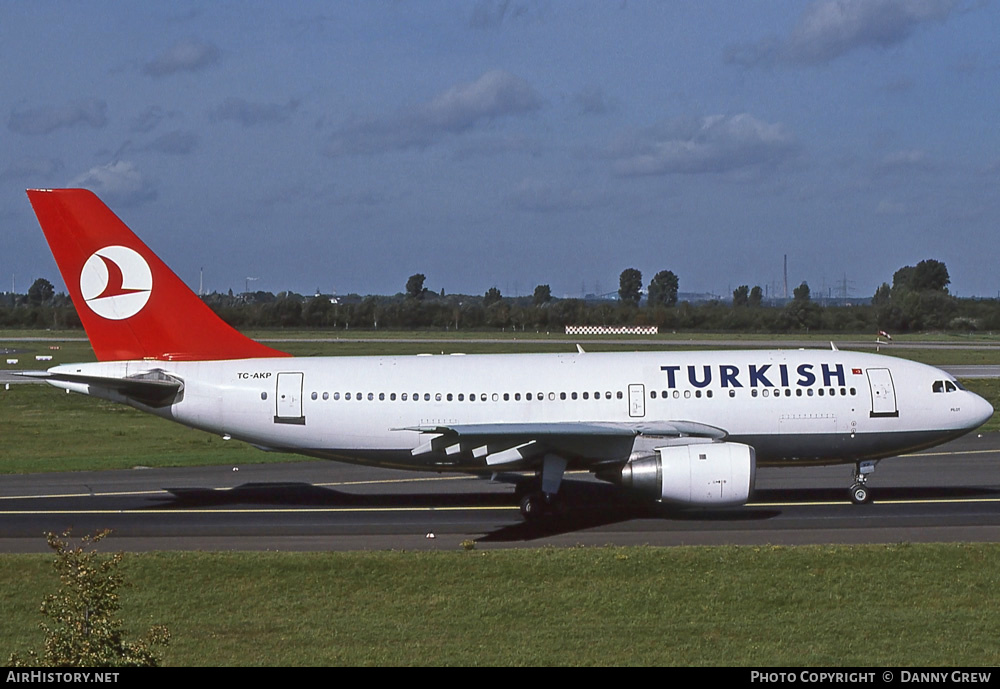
[275,372,305,424]
[628,383,645,418]
[866,368,898,418]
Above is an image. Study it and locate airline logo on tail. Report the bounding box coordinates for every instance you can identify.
[79,246,152,320]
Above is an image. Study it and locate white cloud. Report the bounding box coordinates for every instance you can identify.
[727,0,960,66]
[210,97,300,126]
[143,39,220,77]
[69,161,156,207]
[878,149,934,171]
[325,70,542,155]
[8,100,107,135]
[612,114,798,176]
[143,130,199,155]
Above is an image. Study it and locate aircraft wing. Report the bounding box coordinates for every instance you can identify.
[396,420,727,468]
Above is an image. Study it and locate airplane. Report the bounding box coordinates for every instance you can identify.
[20,188,994,518]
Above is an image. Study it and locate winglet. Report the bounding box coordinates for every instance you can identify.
[27,189,289,361]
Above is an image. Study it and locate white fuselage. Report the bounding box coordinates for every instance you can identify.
[47,349,993,472]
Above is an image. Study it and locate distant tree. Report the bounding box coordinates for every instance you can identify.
[732,285,749,307]
[405,274,426,300]
[647,270,679,307]
[914,260,950,292]
[873,282,891,306]
[303,296,334,326]
[749,285,763,307]
[533,284,551,306]
[27,278,55,306]
[793,282,811,301]
[483,286,502,307]
[894,259,950,293]
[618,268,642,306]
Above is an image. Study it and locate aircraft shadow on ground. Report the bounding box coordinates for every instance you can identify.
[146,480,999,542]
[151,479,779,542]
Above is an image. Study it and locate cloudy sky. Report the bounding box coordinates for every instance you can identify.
[2,1,998,300]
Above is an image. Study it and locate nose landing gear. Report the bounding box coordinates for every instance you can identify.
[849,460,877,504]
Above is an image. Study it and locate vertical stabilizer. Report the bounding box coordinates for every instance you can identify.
[27,189,289,361]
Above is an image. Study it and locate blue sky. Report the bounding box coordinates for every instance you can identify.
[2,1,998,300]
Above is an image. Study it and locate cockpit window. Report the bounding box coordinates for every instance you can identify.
[945,380,957,393]
[933,381,944,393]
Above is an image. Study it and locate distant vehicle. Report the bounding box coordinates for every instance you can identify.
[23,189,993,517]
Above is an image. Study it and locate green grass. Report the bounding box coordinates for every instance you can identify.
[0,384,263,473]
[3,544,999,666]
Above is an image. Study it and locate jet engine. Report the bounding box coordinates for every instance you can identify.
[606,442,756,507]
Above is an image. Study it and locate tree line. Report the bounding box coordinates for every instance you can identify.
[3,259,997,333]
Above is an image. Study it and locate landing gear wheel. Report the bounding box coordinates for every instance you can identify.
[519,492,548,521]
[850,483,871,505]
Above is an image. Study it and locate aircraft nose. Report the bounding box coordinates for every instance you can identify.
[968,391,994,429]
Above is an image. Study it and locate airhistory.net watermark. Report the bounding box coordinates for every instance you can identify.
[6,672,119,683]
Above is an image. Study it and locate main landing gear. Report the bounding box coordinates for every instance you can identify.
[517,454,568,521]
[849,460,878,505]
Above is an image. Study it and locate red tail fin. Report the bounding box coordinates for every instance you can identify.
[27,189,289,362]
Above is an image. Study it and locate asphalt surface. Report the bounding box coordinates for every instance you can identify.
[1,432,998,552]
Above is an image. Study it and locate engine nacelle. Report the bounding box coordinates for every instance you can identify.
[614,442,756,506]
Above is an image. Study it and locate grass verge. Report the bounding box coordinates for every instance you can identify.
[3,544,999,666]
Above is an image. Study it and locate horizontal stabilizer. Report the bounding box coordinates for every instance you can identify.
[20,370,182,407]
